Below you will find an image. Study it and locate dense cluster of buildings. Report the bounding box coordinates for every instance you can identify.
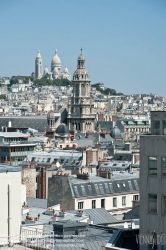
[0,50,165,249]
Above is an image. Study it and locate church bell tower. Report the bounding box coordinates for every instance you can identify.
[67,49,95,133]
[35,50,43,79]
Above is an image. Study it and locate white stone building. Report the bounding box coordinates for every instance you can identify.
[0,164,26,243]
[48,171,139,219]
[36,49,71,80]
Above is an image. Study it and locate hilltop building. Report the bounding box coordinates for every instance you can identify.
[35,49,70,80]
[35,50,43,79]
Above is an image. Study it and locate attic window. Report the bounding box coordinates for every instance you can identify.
[81,185,86,196]
[88,185,92,195]
[99,184,104,194]
[47,158,51,163]
[104,183,109,193]
[73,186,79,197]
[128,181,133,190]
[109,183,114,193]
[117,183,120,188]
[134,180,139,190]
[94,184,100,195]
[123,183,126,187]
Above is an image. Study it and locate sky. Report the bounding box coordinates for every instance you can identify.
[0,0,166,95]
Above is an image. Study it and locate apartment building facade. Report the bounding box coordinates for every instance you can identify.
[140,111,166,250]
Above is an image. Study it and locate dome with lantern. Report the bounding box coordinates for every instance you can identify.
[43,65,49,75]
[51,49,61,66]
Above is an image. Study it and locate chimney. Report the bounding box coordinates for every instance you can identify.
[76,210,84,217]
[128,164,133,173]
[125,142,131,151]
[59,208,66,217]
[77,172,89,180]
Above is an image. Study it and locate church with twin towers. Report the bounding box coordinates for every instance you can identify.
[35,48,96,133]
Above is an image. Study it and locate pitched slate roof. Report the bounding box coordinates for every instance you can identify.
[0,116,59,132]
[69,172,139,199]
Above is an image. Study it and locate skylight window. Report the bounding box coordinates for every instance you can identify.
[81,185,86,196]
[73,186,79,197]
[94,184,100,195]
[134,180,139,190]
[88,185,92,195]
[104,183,109,193]
[99,184,104,194]
[109,183,114,193]
[47,158,51,163]
[128,181,133,190]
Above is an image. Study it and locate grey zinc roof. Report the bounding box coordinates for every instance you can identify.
[77,138,94,147]
[0,116,47,132]
[69,172,139,198]
[24,149,83,168]
[22,207,51,225]
[0,164,22,173]
[54,227,110,250]
[0,116,59,132]
[98,121,113,131]
[56,123,70,135]
[68,208,118,225]
[26,197,47,209]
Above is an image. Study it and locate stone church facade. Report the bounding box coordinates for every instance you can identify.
[67,51,95,132]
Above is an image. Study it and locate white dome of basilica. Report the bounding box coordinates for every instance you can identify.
[43,65,49,74]
[35,48,70,81]
[64,65,69,73]
[53,67,59,75]
[51,49,61,65]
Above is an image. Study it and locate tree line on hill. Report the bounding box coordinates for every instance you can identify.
[8,76,123,95]
[96,86,123,96]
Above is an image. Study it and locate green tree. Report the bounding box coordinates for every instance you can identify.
[96,86,123,96]
[33,77,73,87]
[10,77,18,86]
[0,94,6,99]
[23,77,30,84]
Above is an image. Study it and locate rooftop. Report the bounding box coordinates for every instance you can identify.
[0,164,22,173]
[0,132,29,138]
[67,172,139,198]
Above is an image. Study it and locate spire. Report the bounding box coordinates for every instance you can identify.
[55,49,57,55]
[77,49,85,69]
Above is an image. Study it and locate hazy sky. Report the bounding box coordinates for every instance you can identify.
[0,0,166,95]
